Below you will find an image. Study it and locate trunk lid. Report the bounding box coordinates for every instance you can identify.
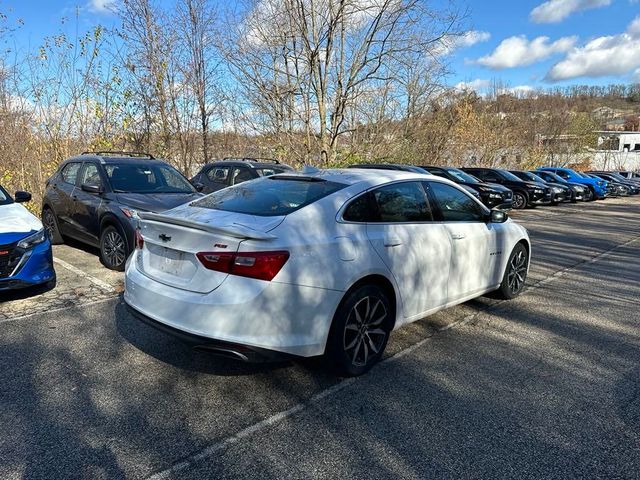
[136,207,284,293]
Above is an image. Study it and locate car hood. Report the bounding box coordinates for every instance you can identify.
[115,192,203,213]
[524,181,547,188]
[482,182,511,193]
[0,203,42,234]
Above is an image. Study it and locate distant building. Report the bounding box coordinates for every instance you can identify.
[594,131,640,170]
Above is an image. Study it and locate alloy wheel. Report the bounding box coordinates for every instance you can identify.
[507,249,528,295]
[43,211,56,239]
[513,192,526,209]
[343,296,388,367]
[103,230,126,268]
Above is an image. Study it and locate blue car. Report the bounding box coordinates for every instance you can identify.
[537,167,609,200]
[0,184,56,291]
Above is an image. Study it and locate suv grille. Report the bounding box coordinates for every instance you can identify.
[0,243,21,279]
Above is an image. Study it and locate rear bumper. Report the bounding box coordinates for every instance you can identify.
[126,304,292,362]
[124,253,343,357]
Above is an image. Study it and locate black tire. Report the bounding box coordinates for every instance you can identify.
[100,224,128,271]
[495,243,529,300]
[585,187,596,201]
[512,190,528,210]
[42,207,64,245]
[326,285,393,377]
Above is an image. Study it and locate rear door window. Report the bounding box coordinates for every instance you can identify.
[192,177,346,216]
[61,163,82,185]
[370,182,433,223]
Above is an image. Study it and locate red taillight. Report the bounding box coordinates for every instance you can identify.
[135,230,144,250]
[196,250,289,281]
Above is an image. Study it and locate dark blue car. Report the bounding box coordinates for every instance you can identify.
[0,185,56,291]
[42,152,202,271]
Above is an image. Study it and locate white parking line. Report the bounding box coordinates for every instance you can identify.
[53,257,116,293]
[144,232,640,480]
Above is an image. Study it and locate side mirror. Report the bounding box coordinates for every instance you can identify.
[14,191,32,203]
[194,182,204,192]
[489,209,508,223]
[81,182,103,194]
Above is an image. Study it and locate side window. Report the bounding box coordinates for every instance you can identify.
[207,167,230,184]
[371,182,433,223]
[557,171,569,179]
[61,163,82,185]
[343,192,376,222]
[428,182,485,222]
[478,171,499,182]
[79,163,102,186]
[232,167,255,185]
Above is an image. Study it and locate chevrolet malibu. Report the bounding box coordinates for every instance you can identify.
[125,169,530,375]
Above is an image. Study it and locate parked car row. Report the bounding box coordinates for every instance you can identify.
[1,151,638,376]
[349,164,640,209]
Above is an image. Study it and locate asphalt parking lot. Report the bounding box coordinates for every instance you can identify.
[1,197,639,479]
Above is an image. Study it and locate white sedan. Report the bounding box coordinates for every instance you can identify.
[124,169,530,375]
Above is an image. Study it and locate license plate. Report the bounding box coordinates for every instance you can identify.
[154,248,185,276]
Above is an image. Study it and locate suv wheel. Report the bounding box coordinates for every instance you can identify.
[326,285,392,376]
[100,225,128,271]
[496,243,529,299]
[512,191,528,210]
[42,207,64,244]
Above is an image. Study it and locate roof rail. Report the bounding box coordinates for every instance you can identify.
[81,151,155,159]
[223,156,280,164]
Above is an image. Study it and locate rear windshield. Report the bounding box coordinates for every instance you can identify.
[0,185,12,205]
[105,163,195,193]
[192,176,346,216]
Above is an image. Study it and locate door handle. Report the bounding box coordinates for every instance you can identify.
[451,233,466,240]
[384,236,402,247]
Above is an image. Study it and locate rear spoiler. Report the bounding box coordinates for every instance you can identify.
[138,212,276,240]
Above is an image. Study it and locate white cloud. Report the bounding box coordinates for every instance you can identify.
[476,35,577,69]
[547,15,640,80]
[436,30,491,56]
[454,79,491,92]
[500,85,537,96]
[88,0,118,14]
[530,0,611,24]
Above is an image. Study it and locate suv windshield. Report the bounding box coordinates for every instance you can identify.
[0,185,12,205]
[497,169,524,182]
[192,176,346,216]
[105,163,195,193]
[445,168,480,183]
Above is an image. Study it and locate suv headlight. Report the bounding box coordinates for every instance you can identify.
[17,228,47,249]
[552,186,562,193]
[489,193,502,199]
[534,188,544,193]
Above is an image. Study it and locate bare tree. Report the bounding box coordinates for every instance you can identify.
[175,0,220,164]
[222,0,462,164]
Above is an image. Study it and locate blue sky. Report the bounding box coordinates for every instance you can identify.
[3,0,640,93]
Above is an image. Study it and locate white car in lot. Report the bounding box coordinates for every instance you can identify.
[124,169,530,375]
